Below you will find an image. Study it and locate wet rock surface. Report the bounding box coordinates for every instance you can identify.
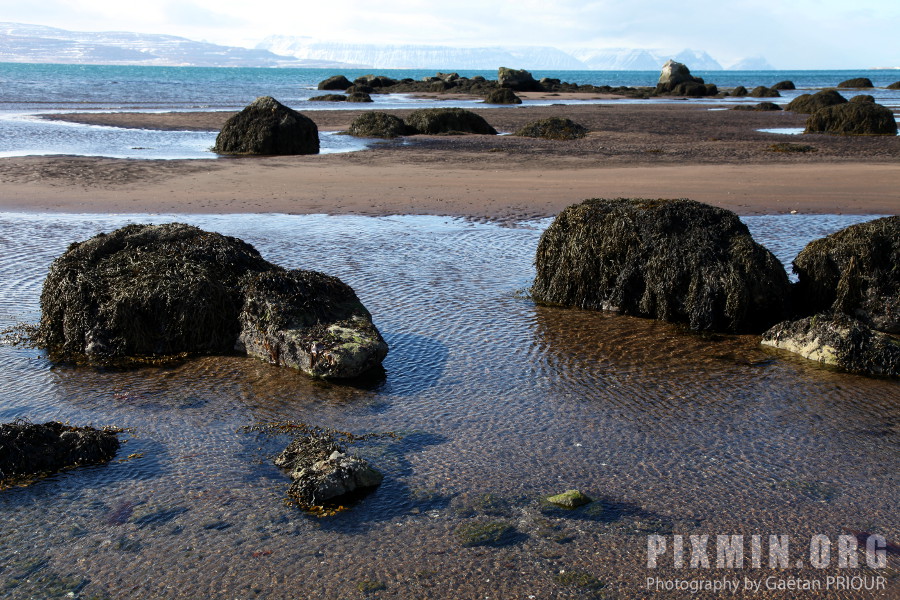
[805,101,898,136]
[515,117,588,140]
[213,96,319,156]
[405,108,497,135]
[786,89,848,113]
[348,112,410,138]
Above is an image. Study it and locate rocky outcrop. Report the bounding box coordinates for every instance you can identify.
[274,429,383,508]
[655,60,717,97]
[837,77,874,89]
[657,59,696,87]
[772,80,796,90]
[749,85,780,98]
[213,96,319,155]
[0,421,119,483]
[484,88,522,104]
[237,269,388,379]
[786,90,847,114]
[405,108,497,135]
[37,223,387,379]
[531,198,791,333]
[317,75,352,91]
[497,67,541,91]
[515,117,588,140]
[804,102,898,135]
[348,112,410,138]
[761,314,899,377]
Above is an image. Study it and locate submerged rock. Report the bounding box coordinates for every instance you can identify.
[786,90,847,114]
[804,102,898,135]
[484,87,522,104]
[213,96,319,155]
[405,108,497,135]
[515,117,588,140]
[761,314,899,377]
[0,421,119,483]
[348,112,410,138]
[546,489,592,509]
[237,269,388,379]
[531,198,791,333]
[497,67,541,91]
[837,77,874,89]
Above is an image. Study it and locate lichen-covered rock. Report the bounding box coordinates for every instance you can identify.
[786,90,847,114]
[546,489,592,509]
[484,88,522,104]
[805,102,898,136]
[213,96,319,155]
[274,430,383,507]
[761,314,899,377]
[348,112,410,138]
[837,77,874,89]
[792,216,899,333]
[497,67,541,91]
[531,198,791,333]
[772,80,796,90]
[749,85,780,98]
[317,75,352,91]
[405,108,497,135]
[515,117,588,140]
[237,269,388,379]
[0,421,119,482]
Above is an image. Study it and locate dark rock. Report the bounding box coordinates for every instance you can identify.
[792,216,899,332]
[732,102,782,111]
[237,269,388,379]
[671,81,708,96]
[346,92,373,103]
[888,81,900,90]
[804,102,898,135]
[497,67,541,91]
[274,429,383,507]
[837,77,874,89]
[0,421,119,482]
[435,72,460,82]
[317,75,352,91]
[345,84,374,94]
[786,90,847,113]
[515,117,588,140]
[354,75,396,88]
[348,112,410,138]
[761,314,899,377]
[849,94,875,103]
[309,94,347,102]
[772,80,796,90]
[731,86,749,97]
[213,96,319,155]
[405,108,497,135]
[531,198,791,333]
[749,85,780,98]
[484,88,522,104]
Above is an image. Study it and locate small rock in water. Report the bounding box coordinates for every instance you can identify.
[546,489,592,509]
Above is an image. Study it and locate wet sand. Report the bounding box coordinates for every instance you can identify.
[1,103,898,222]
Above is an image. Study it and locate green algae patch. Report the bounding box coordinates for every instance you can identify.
[546,489,592,509]
[554,569,606,591]
[456,520,519,547]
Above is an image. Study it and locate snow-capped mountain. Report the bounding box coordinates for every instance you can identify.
[568,47,723,70]
[727,56,776,70]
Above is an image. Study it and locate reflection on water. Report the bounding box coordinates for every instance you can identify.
[0,213,896,599]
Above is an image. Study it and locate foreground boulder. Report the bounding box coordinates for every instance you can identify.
[37,223,387,378]
[317,75,352,91]
[786,90,847,113]
[804,102,898,135]
[515,117,588,140]
[837,77,874,89]
[348,112,410,138]
[497,67,541,91]
[761,314,899,377]
[274,429,383,508]
[213,96,319,155]
[237,270,388,378]
[0,421,119,483]
[405,108,497,135]
[484,88,522,104]
[531,199,791,333]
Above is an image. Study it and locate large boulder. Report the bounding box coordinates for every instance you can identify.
[804,102,898,135]
[214,96,319,155]
[657,59,696,87]
[0,421,120,482]
[515,117,588,140]
[772,80,796,90]
[484,88,522,104]
[531,198,791,333]
[761,314,899,377]
[837,77,874,89]
[348,112,410,138]
[274,429,383,508]
[655,60,715,96]
[497,67,541,92]
[405,108,497,135]
[792,216,899,333]
[786,90,847,114]
[317,75,352,91]
[237,269,388,379]
[37,223,387,378]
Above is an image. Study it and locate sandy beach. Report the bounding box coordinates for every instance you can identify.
[1,102,898,221]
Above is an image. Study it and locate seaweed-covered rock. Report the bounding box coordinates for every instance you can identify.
[749,85,780,98]
[348,112,410,138]
[274,429,383,507]
[531,198,791,333]
[732,102,782,111]
[761,314,899,377]
[850,94,875,104]
[317,75,352,91]
[0,421,119,482]
[405,108,497,135]
[792,216,899,333]
[38,223,273,358]
[837,77,874,89]
[786,90,847,113]
[731,86,749,97]
[515,117,588,140]
[888,81,900,90]
[804,102,898,135]
[213,96,319,155]
[497,67,541,91]
[345,84,374,95]
[354,75,396,88]
[237,269,388,379]
[484,88,522,104]
[346,92,373,103]
[772,80,796,90]
[309,94,347,102]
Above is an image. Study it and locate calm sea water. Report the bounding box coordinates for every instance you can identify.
[0,212,896,599]
[0,63,898,159]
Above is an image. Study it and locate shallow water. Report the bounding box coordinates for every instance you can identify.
[0,213,896,599]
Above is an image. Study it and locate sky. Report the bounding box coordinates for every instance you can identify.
[1,0,898,69]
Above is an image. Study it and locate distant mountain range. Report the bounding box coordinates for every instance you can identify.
[0,22,773,71]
